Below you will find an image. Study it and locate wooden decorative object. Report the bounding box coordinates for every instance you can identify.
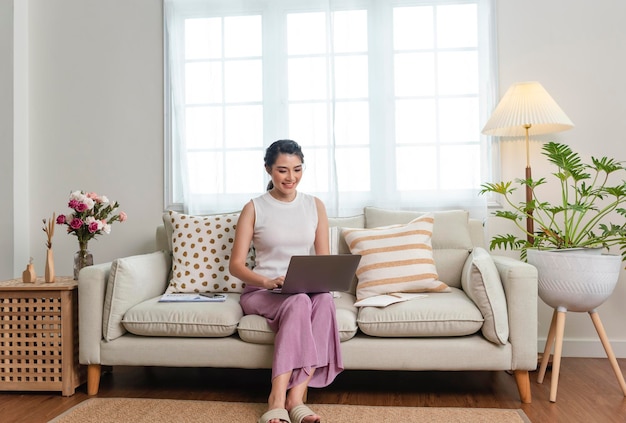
[45,248,56,283]
[22,259,36,283]
[43,213,56,283]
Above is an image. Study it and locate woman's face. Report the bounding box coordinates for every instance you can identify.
[267,153,303,200]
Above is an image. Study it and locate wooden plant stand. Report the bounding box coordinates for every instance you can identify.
[537,307,626,402]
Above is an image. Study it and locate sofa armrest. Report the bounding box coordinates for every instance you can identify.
[78,263,111,365]
[492,255,538,370]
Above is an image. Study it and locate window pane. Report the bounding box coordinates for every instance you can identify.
[224,150,264,193]
[186,106,223,149]
[440,145,480,189]
[224,60,262,102]
[437,4,477,48]
[336,147,369,192]
[335,101,369,146]
[288,12,326,55]
[187,151,223,194]
[288,57,327,100]
[224,15,262,57]
[185,62,222,104]
[333,10,368,53]
[438,51,478,95]
[224,105,263,148]
[395,99,437,145]
[185,18,222,59]
[438,98,479,143]
[393,6,434,50]
[335,55,368,99]
[396,146,437,190]
[394,53,435,97]
[289,103,329,147]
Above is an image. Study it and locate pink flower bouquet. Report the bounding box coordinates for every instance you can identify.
[56,190,127,249]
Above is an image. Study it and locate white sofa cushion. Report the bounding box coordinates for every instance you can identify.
[462,247,509,345]
[237,293,359,344]
[122,294,243,337]
[328,214,365,255]
[356,287,483,337]
[102,251,171,342]
[363,208,473,288]
[163,211,254,293]
[343,215,450,301]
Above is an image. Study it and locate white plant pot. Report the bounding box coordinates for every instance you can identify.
[526,249,622,312]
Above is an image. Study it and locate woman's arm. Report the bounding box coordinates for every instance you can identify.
[230,201,284,290]
[313,197,330,255]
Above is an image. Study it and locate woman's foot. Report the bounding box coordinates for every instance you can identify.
[258,408,291,423]
[263,391,289,423]
[287,404,320,423]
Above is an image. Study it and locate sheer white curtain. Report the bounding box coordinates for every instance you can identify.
[164,0,496,218]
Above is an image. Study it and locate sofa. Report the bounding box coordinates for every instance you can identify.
[78,207,538,402]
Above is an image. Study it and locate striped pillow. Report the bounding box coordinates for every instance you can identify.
[342,214,449,301]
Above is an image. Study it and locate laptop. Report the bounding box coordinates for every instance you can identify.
[272,254,362,294]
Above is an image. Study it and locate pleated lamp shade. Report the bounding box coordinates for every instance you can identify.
[482,81,574,136]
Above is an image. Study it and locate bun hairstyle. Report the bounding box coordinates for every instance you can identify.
[264,139,304,191]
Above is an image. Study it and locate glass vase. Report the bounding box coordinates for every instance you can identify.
[74,243,94,280]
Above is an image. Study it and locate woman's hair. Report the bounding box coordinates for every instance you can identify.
[264,139,304,191]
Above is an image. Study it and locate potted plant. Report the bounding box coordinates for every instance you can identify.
[480,141,626,312]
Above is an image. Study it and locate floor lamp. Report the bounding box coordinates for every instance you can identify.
[481,81,574,243]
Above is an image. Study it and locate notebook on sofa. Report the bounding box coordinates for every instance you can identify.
[272,254,361,294]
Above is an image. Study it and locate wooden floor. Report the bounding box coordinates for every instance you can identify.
[2,358,626,423]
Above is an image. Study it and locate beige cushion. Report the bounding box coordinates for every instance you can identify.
[363,208,473,288]
[328,215,365,255]
[122,294,242,337]
[461,247,509,345]
[357,287,483,337]
[164,211,255,293]
[102,251,171,342]
[342,214,450,301]
[236,293,359,344]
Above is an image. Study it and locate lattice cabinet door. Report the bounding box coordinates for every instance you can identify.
[0,277,85,396]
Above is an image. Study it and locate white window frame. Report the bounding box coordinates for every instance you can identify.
[164,0,499,216]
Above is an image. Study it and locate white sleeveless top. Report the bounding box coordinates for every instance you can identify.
[250,191,318,281]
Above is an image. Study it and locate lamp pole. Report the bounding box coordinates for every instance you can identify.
[524,124,534,244]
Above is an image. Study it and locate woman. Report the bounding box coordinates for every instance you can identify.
[230,140,343,423]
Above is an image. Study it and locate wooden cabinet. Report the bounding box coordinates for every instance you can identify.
[0,277,85,396]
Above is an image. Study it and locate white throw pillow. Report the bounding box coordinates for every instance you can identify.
[165,211,254,293]
[342,214,450,301]
[461,247,509,345]
[102,251,171,341]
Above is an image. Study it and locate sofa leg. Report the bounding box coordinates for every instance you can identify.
[513,370,532,403]
[87,364,102,395]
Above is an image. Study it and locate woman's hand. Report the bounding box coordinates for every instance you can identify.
[263,276,285,290]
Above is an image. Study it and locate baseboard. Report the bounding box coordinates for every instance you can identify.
[538,339,626,358]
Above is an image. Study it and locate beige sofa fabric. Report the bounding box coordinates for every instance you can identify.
[356,287,484,337]
[102,251,171,341]
[122,294,242,337]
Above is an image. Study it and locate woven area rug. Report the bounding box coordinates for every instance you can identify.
[48,398,531,423]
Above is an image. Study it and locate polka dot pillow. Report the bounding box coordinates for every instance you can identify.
[165,211,255,293]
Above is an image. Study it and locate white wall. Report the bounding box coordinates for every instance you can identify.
[25,0,164,277]
[4,0,626,357]
[492,0,626,357]
[0,0,14,279]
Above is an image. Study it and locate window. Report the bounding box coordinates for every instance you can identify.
[165,0,497,217]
